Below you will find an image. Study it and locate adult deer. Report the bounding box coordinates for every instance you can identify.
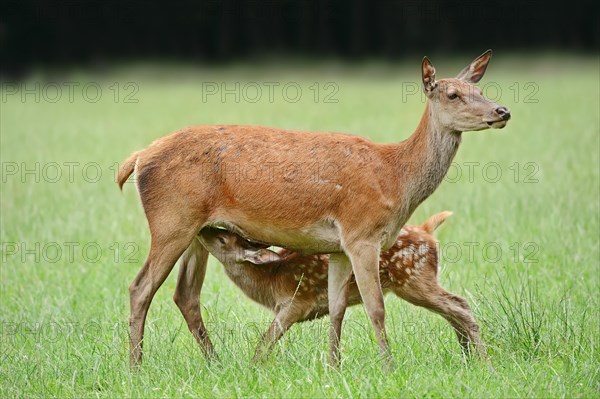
[118,50,510,368]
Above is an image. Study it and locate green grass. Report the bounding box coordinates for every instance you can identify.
[1,55,599,398]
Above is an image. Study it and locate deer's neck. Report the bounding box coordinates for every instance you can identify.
[222,263,277,310]
[392,102,462,212]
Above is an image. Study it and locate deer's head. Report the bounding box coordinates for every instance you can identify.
[422,50,511,133]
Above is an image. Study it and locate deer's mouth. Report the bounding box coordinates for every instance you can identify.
[485,119,508,129]
[484,109,511,129]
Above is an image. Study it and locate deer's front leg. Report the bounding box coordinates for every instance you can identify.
[346,241,393,370]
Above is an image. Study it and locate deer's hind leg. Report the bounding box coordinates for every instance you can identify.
[128,194,205,367]
[173,236,217,360]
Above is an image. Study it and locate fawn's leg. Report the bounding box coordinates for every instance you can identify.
[328,252,352,367]
[397,284,488,361]
[441,292,488,360]
[252,304,304,362]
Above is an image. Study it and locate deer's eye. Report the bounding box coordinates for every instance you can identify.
[447,92,458,100]
[217,236,226,245]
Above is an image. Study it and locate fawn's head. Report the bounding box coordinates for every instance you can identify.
[199,227,282,265]
[422,50,511,133]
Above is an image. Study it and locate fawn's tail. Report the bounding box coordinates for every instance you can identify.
[421,211,453,234]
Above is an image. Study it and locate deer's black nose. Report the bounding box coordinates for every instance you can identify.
[496,107,511,120]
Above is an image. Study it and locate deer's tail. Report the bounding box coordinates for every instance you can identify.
[117,150,141,191]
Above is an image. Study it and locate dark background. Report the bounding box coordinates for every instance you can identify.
[1,0,598,76]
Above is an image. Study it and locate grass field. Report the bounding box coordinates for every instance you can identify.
[1,54,599,398]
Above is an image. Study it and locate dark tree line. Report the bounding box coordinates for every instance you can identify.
[1,0,598,75]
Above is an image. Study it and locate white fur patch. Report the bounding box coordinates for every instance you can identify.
[390,252,402,262]
[417,243,429,256]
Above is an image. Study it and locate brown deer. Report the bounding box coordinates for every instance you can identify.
[198,211,488,362]
[117,50,510,367]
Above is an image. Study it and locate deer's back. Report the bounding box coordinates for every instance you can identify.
[136,125,402,252]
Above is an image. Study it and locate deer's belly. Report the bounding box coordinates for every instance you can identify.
[206,218,343,254]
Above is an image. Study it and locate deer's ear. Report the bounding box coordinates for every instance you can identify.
[422,56,437,95]
[456,49,492,83]
[243,249,282,265]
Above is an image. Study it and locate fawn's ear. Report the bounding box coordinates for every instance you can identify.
[422,56,437,96]
[455,49,492,83]
[243,249,282,265]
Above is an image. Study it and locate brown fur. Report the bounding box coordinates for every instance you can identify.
[119,51,510,367]
[199,212,488,362]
